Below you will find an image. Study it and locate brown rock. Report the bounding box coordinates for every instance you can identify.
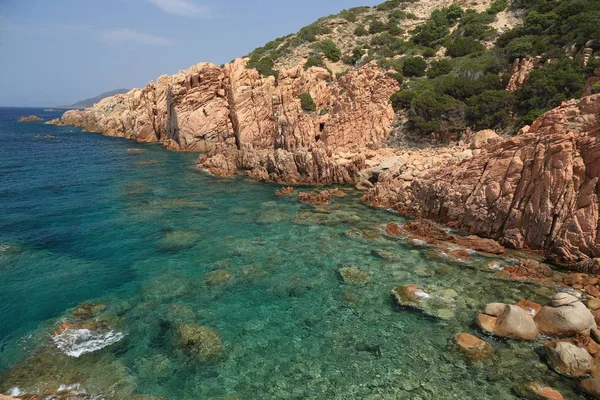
[535,293,596,337]
[500,259,554,281]
[477,304,539,340]
[506,56,543,92]
[544,341,592,377]
[386,222,401,235]
[365,94,600,264]
[470,129,499,150]
[516,299,542,317]
[453,333,493,362]
[588,298,600,311]
[580,378,600,399]
[587,284,600,297]
[275,186,295,196]
[564,273,588,287]
[18,115,43,122]
[514,381,565,400]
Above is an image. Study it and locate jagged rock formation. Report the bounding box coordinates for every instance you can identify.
[63,58,398,183]
[505,56,542,92]
[366,94,600,263]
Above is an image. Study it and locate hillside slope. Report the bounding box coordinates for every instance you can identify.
[59,88,130,108]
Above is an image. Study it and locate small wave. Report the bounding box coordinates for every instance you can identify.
[53,328,124,357]
[8,387,23,396]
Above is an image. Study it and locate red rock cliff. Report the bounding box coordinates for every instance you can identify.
[62,58,398,183]
[366,94,600,263]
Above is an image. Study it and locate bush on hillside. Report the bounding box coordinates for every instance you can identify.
[466,90,514,129]
[304,54,326,70]
[445,37,485,57]
[412,6,464,47]
[317,40,341,62]
[342,47,366,66]
[297,24,332,43]
[402,56,427,77]
[390,91,414,111]
[487,0,508,15]
[369,20,387,35]
[428,59,453,78]
[354,25,368,36]
[299,93,317,112]
[407,91,466,135]
[592,82,600,94]
[247,56,278,78]
[516,58,586,123]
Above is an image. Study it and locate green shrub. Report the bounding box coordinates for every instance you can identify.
[412,6,464,47]
[402,56,427,77]
[466,90,514,129]
[342,47,366,66]
[592,82,600,94]
[369,20,387,35]
[445,37,485,57]
[389,9,406,23]
[299,92,317,112]
[297,24,332,43]
[247,56,278,78]
[317,40,341,62]
[456,10,496,40]
[516,58,586,123]
[420,47,437,57]
[304,54,325,70]
[428,59,453,78]
[408,91,466,135]
[436,73,502,100]
[390,91,414,111]
[387,23,403,36]
[354,25,368,36]
[487,0,508,15]
[377,0,401,11]
[387,72,404,84]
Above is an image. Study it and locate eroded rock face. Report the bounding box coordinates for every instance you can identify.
[62,58,398,184]
[505,56,543,93]
[367,94,600,263]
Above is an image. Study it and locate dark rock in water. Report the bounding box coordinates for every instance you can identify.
[18,115,43,122]
[175,324,224,363]
[155,231,199,253]
[72,302,107,320]
[370,249,401,261]
[204,270,232,287]
[338,267,370,285]
[391,284,456,320]
[355,342,382,357]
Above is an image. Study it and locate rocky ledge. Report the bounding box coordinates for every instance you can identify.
[366,94,600,265]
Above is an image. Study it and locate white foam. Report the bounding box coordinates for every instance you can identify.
[488,262,504,271]
[414,290,431,300]
[8,387,22,396]
[53,328,124,358]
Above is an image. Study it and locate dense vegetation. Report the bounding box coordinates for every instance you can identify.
[245,0,600,139]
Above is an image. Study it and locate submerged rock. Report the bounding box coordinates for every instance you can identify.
[513,381,564,400]
[53,327,124,358]
[338,267,371,285]
[453,333,493,363]
[544,341,592,377]
[535,293,596,337]
[204,270,232,287]
[391,284,456,320]
[476,303,539,340]
[175,324,224,363]
[71,302,107,320]
[155,231,199,252]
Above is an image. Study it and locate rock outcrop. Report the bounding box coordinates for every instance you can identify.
[366,94,600,264]
[18,115,42,122]
[505,56,543,92]
[62,58,398,184]
[535,293,596,337]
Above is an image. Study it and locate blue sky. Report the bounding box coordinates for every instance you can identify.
[0,0,379,107]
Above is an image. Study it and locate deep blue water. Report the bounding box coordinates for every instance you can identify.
[0,107,582,399]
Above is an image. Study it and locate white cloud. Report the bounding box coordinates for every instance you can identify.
[147,0,209,17]
[101,28,172,45]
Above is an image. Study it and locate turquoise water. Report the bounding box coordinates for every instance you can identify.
[0,108,582,399]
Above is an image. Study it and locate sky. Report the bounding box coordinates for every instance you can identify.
[0,0,380,107]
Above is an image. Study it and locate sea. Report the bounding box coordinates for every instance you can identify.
[0,107,582,399]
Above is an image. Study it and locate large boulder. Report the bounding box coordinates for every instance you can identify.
[544,341,593,377]
[476,303,539,340]
[470,129,499,149]
[534,293,596,337]
[175,324,224,363]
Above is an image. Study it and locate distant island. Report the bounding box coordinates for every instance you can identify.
[59,88,129,109]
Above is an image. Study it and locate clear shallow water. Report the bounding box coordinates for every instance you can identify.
[0,108,583,399]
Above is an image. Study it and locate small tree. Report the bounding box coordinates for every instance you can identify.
[304,54,325,70]
[402,57,427,77]
[299,93,317,112]
[354,25,368,36]
[317,40,342,62]
[428,59,453,78]
[369,20,387,34]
